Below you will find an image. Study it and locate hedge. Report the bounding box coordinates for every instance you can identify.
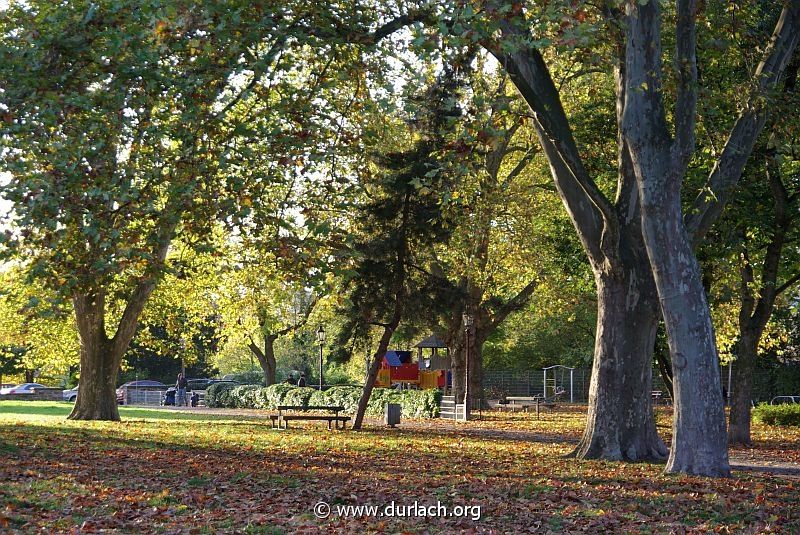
[753,403,800,427]
[205,383,441,418]
[204,382,236,408]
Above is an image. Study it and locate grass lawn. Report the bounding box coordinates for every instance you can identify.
[1,401,798,533]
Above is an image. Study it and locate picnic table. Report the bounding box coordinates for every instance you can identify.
[502,392,564,419]
[270,405,350,430]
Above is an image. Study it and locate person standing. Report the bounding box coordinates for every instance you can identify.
[297,372,307,387]
[176,372,188,407]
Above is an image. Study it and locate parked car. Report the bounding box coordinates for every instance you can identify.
[187,378,239,391]
[0,383,47,395]
[63,386,79,402]
[770,396,800,405]
[116,380,167,404]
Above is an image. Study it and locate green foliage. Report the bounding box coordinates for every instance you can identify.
[260,383,296,409]
[228,385,261,409]
[282,387,316,408]
[205,382,440,417]
[204,382,236,409]
[753,403,800,427]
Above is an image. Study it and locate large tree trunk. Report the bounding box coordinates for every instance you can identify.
[68,292,125,421]
[729,332,757,445]
[450,344,465,403]
[248,334,277,386]
[467,334,483,410]
[639,195,729,475]
[573,266,667,461]
[623,0,730,477]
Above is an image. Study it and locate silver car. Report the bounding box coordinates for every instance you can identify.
[0,383,46,395]
[63,387,79,402]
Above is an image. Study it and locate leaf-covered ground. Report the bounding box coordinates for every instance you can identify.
[1,402,798,533]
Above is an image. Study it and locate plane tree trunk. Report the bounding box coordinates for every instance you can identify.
[68,223,176,421]
[248,334,278,386]
[492,15,667,461]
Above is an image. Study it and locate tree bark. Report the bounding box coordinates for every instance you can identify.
[491,17,666,462]
[68,291,125,421]
[573,265,666,461]
[353,317,400,429]
[729,332,757,445]
[248,334,277,386]
[68,221,176,421]
[623,0,730,477]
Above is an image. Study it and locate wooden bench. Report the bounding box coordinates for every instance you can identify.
[270,405,350,430]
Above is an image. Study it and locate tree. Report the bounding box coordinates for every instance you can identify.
[0,1,301,419]
[429,70,548,408]
[336,67,466,429]
[0,345,25,388]
[618,0,800,475]
[705,60,800,444]
[0,268,79,385]
[218,253,320,386]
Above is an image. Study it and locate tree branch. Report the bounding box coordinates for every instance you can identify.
[672,0,698,169]
[488,278,538,332]
[489,24,613,269]
[685,2,800,245]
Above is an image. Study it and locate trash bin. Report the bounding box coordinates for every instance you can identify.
[385,403,401,427]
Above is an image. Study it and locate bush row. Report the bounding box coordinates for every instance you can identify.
[205,383,441,418]
[752,403,800,427]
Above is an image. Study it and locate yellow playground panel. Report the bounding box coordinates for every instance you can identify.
[419,370,440,389]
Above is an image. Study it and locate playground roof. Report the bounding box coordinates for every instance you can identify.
[414,334,447,349]
[384,350,413,366]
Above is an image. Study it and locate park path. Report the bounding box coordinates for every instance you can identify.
[147,405,800,478]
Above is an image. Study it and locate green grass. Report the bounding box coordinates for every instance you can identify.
[0,400,254,421]
[0,401,798,533]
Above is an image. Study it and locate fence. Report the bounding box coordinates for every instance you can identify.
[483,369,591,401]
[122,387,166,406]
[483,365,798,404]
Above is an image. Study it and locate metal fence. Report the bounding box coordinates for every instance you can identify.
[483,369,591,401]
[122,387,165,406]
[483,365,798,404]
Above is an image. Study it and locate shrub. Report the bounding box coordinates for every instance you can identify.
[319,386,362,413]
[252,387,273,410]
[206,382,442,418]
[229,385,261,409]
[283,387,317,408]
[753,403,800,427]
[205,382,236,408]
[308,389,329,407]
[261,383,296,409]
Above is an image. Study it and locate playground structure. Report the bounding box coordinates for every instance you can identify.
[372,336,577,407]
[375,349,447,389]
[542,365,574,403]
[375,335,451,390]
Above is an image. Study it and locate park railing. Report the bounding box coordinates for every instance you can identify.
[483,365,797,405]
[122,387,165,406]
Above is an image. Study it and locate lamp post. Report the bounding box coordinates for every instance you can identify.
[316,325,326,391]
[463,312,474,421]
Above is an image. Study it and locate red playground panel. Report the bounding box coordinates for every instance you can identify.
[382,350,419,382]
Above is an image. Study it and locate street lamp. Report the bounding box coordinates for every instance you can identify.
[463,313,474,421]
[316,325,326,391]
